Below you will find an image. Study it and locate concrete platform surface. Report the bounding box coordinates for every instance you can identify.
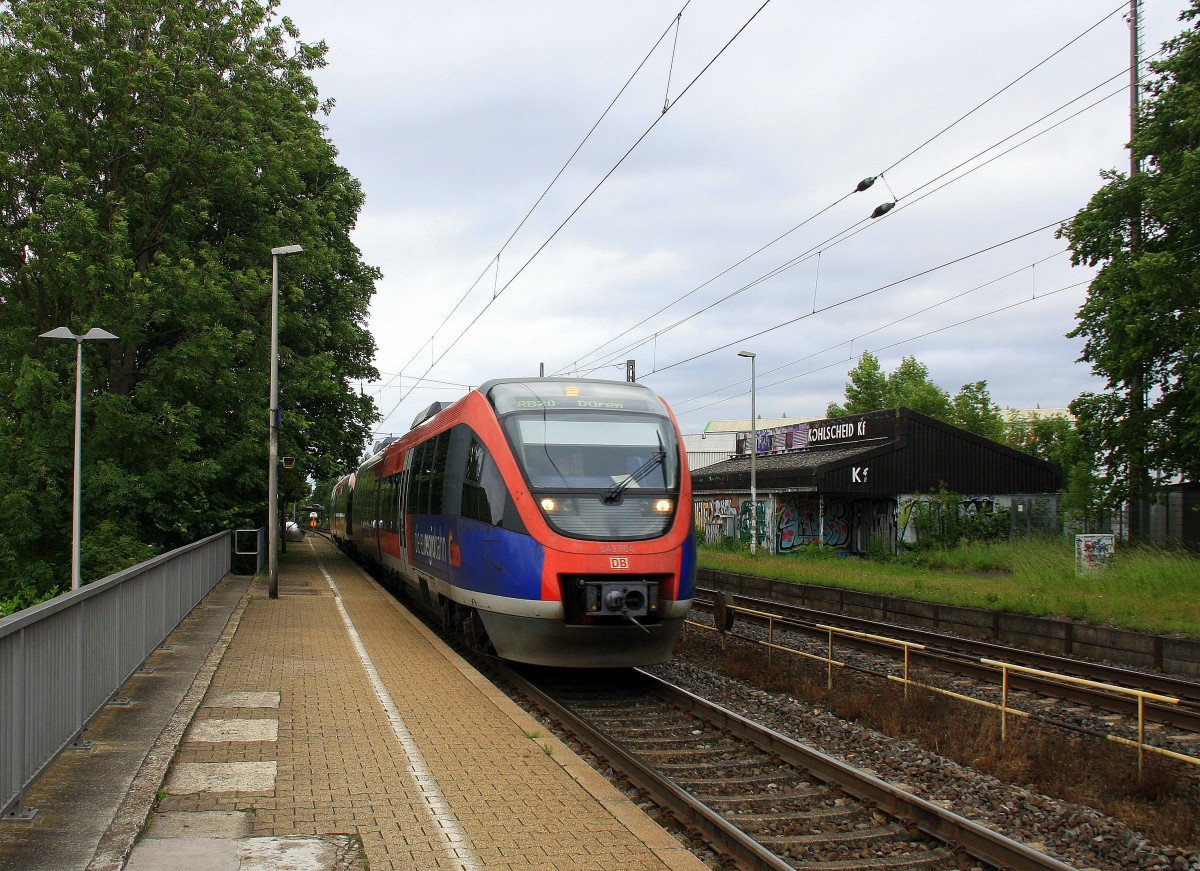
[3,536,707,871]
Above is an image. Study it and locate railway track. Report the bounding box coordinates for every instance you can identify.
[492,664,1077,871]
[693,588,1200,740]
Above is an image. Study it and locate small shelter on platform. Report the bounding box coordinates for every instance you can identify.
[691,407,1062,555]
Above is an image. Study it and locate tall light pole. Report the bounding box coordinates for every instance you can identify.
[737,350,757,555]
[269,244,303,599]
[39,326,119,590]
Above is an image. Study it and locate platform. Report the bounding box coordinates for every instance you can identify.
[0,536,706,871]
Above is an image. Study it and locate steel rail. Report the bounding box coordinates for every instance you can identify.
[696,588,1200,700]
[694,588,1200,732]
[493,662,1077,871]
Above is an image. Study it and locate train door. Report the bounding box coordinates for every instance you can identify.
[397,447,414,577]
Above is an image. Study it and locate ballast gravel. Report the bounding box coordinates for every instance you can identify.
[648,652,1200,871]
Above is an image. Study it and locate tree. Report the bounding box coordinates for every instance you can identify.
[828,353,1003,439]
[952,381,1005,442]
[1059,4,1200,511]
[887,356,953,420]
[1005,411,1105,530]
[826,351,888,417]
[0,0,378,605]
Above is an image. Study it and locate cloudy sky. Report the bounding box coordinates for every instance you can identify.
[276,0,1182,438]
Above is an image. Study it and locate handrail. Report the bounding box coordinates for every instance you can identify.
[687,599,1200,772]
[1,530,236,821]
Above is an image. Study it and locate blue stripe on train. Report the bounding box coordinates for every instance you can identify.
[410,515,545,600]
[678,531,697,600]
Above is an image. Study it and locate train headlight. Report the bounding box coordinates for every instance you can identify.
[541,498,557,512]
[654,499,673,513]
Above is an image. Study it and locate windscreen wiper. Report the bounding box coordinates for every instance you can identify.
[604,444,666,504]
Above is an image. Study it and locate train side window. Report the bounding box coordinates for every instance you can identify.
[428,431,450,515]
[410,439,431,514]
[397,468,408,536]
[380,473,400,532]
[462,437,508,526]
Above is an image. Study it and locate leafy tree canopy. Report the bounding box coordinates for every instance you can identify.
[826,352,1003,440]
[0,0,379,606]
[1059,3,1200,501]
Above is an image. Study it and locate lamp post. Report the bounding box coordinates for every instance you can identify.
[39,326,119,590]
[269,244,303,600]
[737,350,757,555]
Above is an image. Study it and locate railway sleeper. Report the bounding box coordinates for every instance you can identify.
[729,806,860,824]
[624,743,745,757]
[757,822,906,846]
[695,785,828,805]
[785,848,956,871]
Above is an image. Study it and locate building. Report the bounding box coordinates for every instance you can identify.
[683,417,816,471]
[691,407,1062,555]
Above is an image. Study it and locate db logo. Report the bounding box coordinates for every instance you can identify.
[609,557,629,570]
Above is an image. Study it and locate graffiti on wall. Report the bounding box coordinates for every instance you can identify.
[775,497,850,550]
[695,496,739,542]
[739,500,767,545]
[694,495,766,545]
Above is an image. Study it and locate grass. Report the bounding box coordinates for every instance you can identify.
[697,538,1200,638]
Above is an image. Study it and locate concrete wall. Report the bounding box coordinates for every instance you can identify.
[697,568,1200,677]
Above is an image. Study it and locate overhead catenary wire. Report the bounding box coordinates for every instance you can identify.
[554,7,1140,377]
[678,279,1086,417]
[877,0,1129,177]
[672,249,1071,411]
[374,1,774,435]
[371,3,693,404]
[643,217,1071,378]
[565,67,1143,379]
[678,217,1200,417]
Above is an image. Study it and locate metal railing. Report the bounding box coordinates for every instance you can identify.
[688,602,1200,773]
[234,527,266,576]
[1,530,232,821]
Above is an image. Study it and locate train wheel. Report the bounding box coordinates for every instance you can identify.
[463,610,493,655]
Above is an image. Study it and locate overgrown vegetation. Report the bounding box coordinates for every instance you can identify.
[706,637,1200,852]
[0,0,379,609]
[697,538,1200,637]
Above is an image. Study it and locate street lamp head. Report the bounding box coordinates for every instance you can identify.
[82,328,119,341]
[737,350,755,359]
[40,326,119,342]
[40,326,78,340]
[271,244,304,256]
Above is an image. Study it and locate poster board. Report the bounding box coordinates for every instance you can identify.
[1075,534,1114,576]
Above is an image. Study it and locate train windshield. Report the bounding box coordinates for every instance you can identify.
[508,414,680,492]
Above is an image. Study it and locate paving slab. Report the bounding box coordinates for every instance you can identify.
[138,536,706,871]
[2,537,706,871]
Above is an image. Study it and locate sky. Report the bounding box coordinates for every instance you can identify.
[275,0,1184,439]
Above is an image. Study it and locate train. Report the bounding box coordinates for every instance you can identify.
[328,377,696,667]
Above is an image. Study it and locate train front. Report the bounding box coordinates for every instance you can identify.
[484,378,695,667]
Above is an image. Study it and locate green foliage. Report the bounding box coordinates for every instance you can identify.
[826,353,1006,440]
[80,519,160,584]
[0,0,378,605]
[906,485,965,549]
[961,505,1011,543]
[1004,411,1108,530]
[1059,4,1200,503]
[952,381,1005,442]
